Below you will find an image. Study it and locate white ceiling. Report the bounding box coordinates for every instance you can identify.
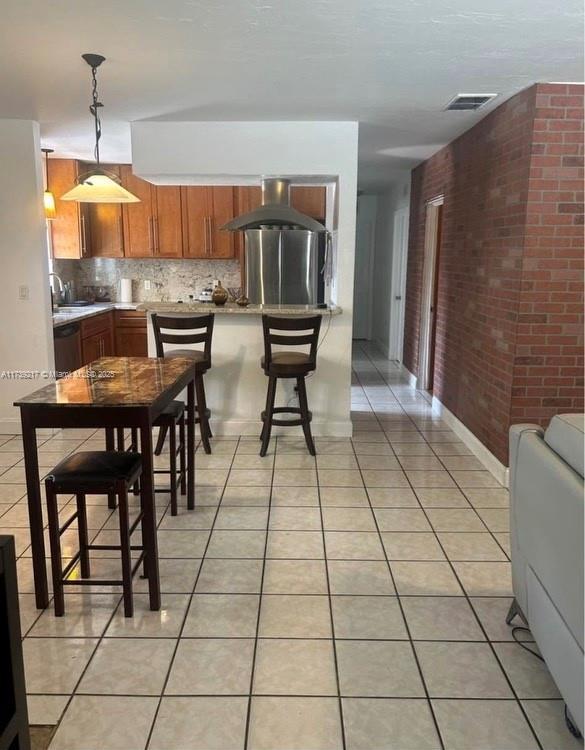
[1,0,582,190]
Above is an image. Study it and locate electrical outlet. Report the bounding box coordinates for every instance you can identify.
[18,285,29,300]
[144,280,151,290]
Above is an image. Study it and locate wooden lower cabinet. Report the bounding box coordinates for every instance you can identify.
[80,312,115,366]
[114,310,148,357]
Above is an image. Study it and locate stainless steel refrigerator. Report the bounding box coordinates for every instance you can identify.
[244,229,325,305]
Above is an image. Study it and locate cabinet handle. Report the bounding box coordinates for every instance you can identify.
[80,215,87,256]
[207,216,213,255]
[154,216,160,254]
[202,217,208,255]
[148,217,154,254]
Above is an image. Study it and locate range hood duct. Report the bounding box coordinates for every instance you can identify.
[222,178,326,232]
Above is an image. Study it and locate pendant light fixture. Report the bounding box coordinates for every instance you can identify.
[41,148,57,219]
[61,53,139,203]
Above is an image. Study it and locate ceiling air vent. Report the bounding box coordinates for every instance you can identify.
[445,94,497,111]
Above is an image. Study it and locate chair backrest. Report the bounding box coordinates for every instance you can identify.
[151,313,214,360]
[262,314,322,368]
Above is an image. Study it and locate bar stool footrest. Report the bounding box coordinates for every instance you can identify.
[261,407,312,427]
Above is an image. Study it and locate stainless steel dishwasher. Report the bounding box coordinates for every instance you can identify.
[53,323,82,377]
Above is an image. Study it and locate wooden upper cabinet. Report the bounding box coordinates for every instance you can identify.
[153,186,183,258]
[120,166,183,258]
[181,187,208,258]
[86,164,124,258]
[120,165,155,258]
[208,187,236,258]
[182,187,235,259]
[48,159,91,259]
[290,186,327,220]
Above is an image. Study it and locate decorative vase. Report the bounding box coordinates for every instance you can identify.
[236,294,250,307]
[212,280,229,306]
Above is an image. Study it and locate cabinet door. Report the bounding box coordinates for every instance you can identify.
[154,186,183,257]
[234,186,262,279]
[208,187,235,259]
[291,186,326,220]
[101,327,115,356]
[81,332,103,366]
[88,166,124,258]
[120,165,155,257]
[181,187,209,258]
[115,327,148,357]
[48,159,86,259]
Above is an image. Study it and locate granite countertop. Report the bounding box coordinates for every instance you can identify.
[52,303,140,328]
[136,302,342,316]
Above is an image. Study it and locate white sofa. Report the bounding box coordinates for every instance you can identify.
[508,414,584,735]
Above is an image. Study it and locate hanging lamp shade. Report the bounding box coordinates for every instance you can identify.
[42,148,57,219]
[61,169,140,203]
[44,190,57,218]
[62,53,139,204]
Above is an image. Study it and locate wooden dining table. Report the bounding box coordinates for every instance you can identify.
[14,356,197,610]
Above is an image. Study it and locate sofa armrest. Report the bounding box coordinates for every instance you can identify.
[509,424,544,489]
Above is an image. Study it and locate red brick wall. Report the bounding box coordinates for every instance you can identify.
[403,83,584,464]
[511,84,584,422]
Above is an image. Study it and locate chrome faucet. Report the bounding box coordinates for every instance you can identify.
[49,272,64,310]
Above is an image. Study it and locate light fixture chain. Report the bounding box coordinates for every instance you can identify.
[89,64,102,165]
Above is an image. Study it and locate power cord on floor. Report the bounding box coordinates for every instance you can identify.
[511,626,543,660]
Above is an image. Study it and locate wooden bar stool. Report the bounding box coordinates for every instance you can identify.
[45,451,148,617]
[260,314,322,457]
[152,313,214,454]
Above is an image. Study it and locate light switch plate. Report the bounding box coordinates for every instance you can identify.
[18,285,29,300]
[144,280,151,290]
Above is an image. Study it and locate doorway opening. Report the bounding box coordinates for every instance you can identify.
[418,196,444,393]
[388,206,409,361]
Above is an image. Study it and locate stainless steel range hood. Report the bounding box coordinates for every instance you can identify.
[222,178,326,232]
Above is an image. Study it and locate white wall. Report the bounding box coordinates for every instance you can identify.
[132,120,358,435]
[371,178,411,356]
[352,194,378,339]
[0,120,53,432]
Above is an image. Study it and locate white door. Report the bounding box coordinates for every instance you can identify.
[352,195,378,339]
[388,207,409,361]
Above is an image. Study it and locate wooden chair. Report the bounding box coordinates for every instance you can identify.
[260,314,321,457]
[151,313,214,454]
[45,451,148,618]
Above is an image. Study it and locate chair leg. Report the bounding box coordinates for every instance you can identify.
[76,492,91,579]
[117,482,134,618]
[179,414,187,496]
[169,419,178,516]
[132,429,140,496]
[154,425,168,456]
[105,428,117,509]
[260,376,277,457]
[45,480,65,617]
[116,427,125,451]
[195,374,212,454]
[297,376,316,456]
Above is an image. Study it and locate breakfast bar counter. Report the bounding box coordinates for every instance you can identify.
[138,302,351,437]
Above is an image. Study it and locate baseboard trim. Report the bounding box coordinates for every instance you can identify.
[431,396,509,487]
[401,365,418,389]
[210,419,353,438]
[373,338,390,359]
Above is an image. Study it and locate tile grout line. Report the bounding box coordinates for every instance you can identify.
[349,356,447,750]
[315,446,348,750]
[242,435,277,750]
[144,435,242,750]
[355,342,544,750]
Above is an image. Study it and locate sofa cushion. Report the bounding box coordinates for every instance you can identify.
[544,414,585,478]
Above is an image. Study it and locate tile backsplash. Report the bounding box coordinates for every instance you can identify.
[52,258,242,303]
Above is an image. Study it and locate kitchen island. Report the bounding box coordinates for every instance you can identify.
[137,302,351,437]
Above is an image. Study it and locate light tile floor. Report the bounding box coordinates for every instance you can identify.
[0,342,581,749]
